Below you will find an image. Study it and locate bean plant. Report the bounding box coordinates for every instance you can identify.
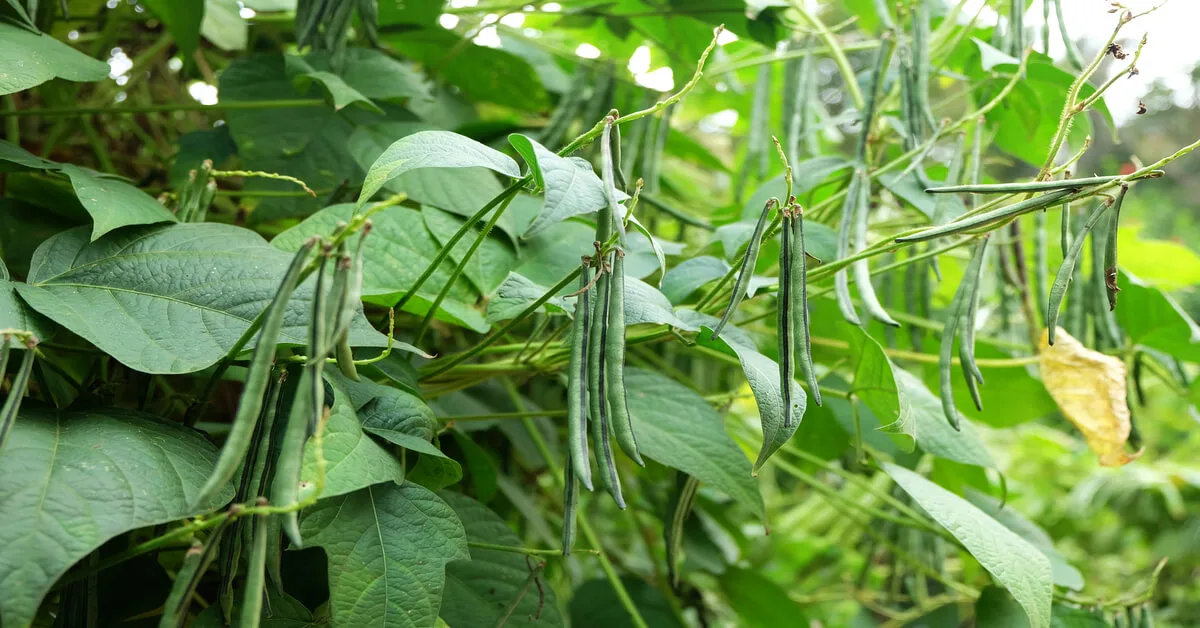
[1,1,1198,627]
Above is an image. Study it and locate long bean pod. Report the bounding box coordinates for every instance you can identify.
[601,115,627,243]
[1104,184,1130,310]
[1052,0,1085,70]
[160,519,231,627]
[713,198,776,339]
[836,174,863,325]
[959,238,990,410]
[567,259,593,490]
[606,251,643,465]
[562,455,578,555]
[925,173,1150,194]
[239,513,270,628]
[1046,193,1123,344]
[665,474,700,588]
[1034,209,1048,307]
[913,0,936,130]
[0,342,35,452]
[852,171,900,326]
[590,255,626,508]
[938,238,988,431]
[785,39,815,166]
[194,239,316,508]
[791,205,821,406]
[896,188,1076,243]
[779,209,797,428]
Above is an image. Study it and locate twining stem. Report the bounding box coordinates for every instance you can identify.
[467,541,599,556]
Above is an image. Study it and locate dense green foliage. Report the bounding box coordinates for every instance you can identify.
[3,1,1200,627]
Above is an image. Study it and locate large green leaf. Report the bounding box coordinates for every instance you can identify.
[220,54,361,222]
[661,255,731,304]
[142,0,205,59]
[439,492,564,627]
[719,567,809,627]
[697,326,805,471]
[423,205,517,296]
[509,134,613,239]
[966,489,1085,590]
[0,23,109,95]
[300,376,406,499]
[885,464,1053,628]
[17,224,385,374]
[624,276,696,329]
[1114,271,1200,362]
[0,261,52,338]
[60,165,177,240]
[850,328,994,468]
[272,204,487,333]
[331,371,445,459]
[0,405,234,628]
[626,368,765,519]
[569,578,683,628]
[285,54,381,113]
[299,482,469,627]
[485,272,570,323]
[359,130,521,205]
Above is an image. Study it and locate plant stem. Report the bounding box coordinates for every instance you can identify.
[467,541,598,556]
[808,336,1039,368]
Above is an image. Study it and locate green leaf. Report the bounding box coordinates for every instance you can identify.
[384,28,548,110]
[299,482,469,627]
[0,138,58,170]
[142,0,205,59]
[272,204,487,334]
[509,134,613,239]
[423,205,517,296]
[194,589,319,627]
[977,588,1109,628]
[515,218,597,288]
[850,328,994,467]
[485,272,570,324]
[18,223,385,374]
[1115,224,1200,290]
[624,276,696,329]
[407,451,463,491]
[307,48,432,102]
[719,567,809,627]
[331,371,446,459]
[60,165,178,240]
[0,23,109,95]
[285,55,381,113]
[359,130,521,206]
[661,255,731,304]
[0,405,234,628]
[300,376,406,499]
[972,38,1021,70]
[569,578,683,628]
[219,54,359,222]
[885,463,1053,628]
[965,489,1085,590]
[439,492,565,627]
[1,274,53,339]
[1115,271,1200,362]
[698,326,805,471]
[626,368,765,519]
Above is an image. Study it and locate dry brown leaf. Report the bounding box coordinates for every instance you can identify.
[1039,327,1141,467]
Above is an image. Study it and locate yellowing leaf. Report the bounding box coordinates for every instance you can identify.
[1038,328,1140,467]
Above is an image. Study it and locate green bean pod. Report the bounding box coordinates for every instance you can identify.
[589,260,625,508]
[1034,209,1048,306]
[749,65,772,176]
[1103,184,1129,311]
[567,259,593,490]
[664,474,699,588]
[904,255,925,349]
[1060,195,1072,256]
[939,239,988,431]
[561,455,578,556]
[1046,193,1122,344]
[0,337,10,395]
[322,244,350,355]
[713,198,776,339]
[239,513,270,628]
[605,251,643,465]
[1053,0,1085,70]
[791,206,821,406]
[644,104,674,196]
[959,238,990,411]
[895,188,1076,243]
[241,370,284,555]
[778,210,798,428]
[913,0,936,130]
[612,119,628,193]
[925,174,1136,194]
[601,115,627,243]
[334,228,369,381]
[785,39,815,165]
[851,171,900,327]
[194,239,315,508]
[1008,0,1024,56]
[836,174,862,325]
[0,342,36,453]
[160,519,231,628]
[1090,215,1122,349]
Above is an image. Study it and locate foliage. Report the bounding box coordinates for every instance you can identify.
[1,1,1199,627]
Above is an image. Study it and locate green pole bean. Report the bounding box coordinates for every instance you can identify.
[713,198,776,339]
[606,250,643,465]
[194,238,316,509]
[588,256,626,508]
[836,173,863,325]
[939,238,988,431]
[852,170,900,327]
[665,474,699,588]
[562,455,578,555]
[567,258,594,491]
[239,513,270,628]
[896,188,1076,243]
[1104,184,1130,311]
[925,173,1148,194]
[1045,190,1124,345]
[779,208,798,428]
[959,238,990,411]
[792,204,821,406]
[0,340,35,453]
[160,518,231,628]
